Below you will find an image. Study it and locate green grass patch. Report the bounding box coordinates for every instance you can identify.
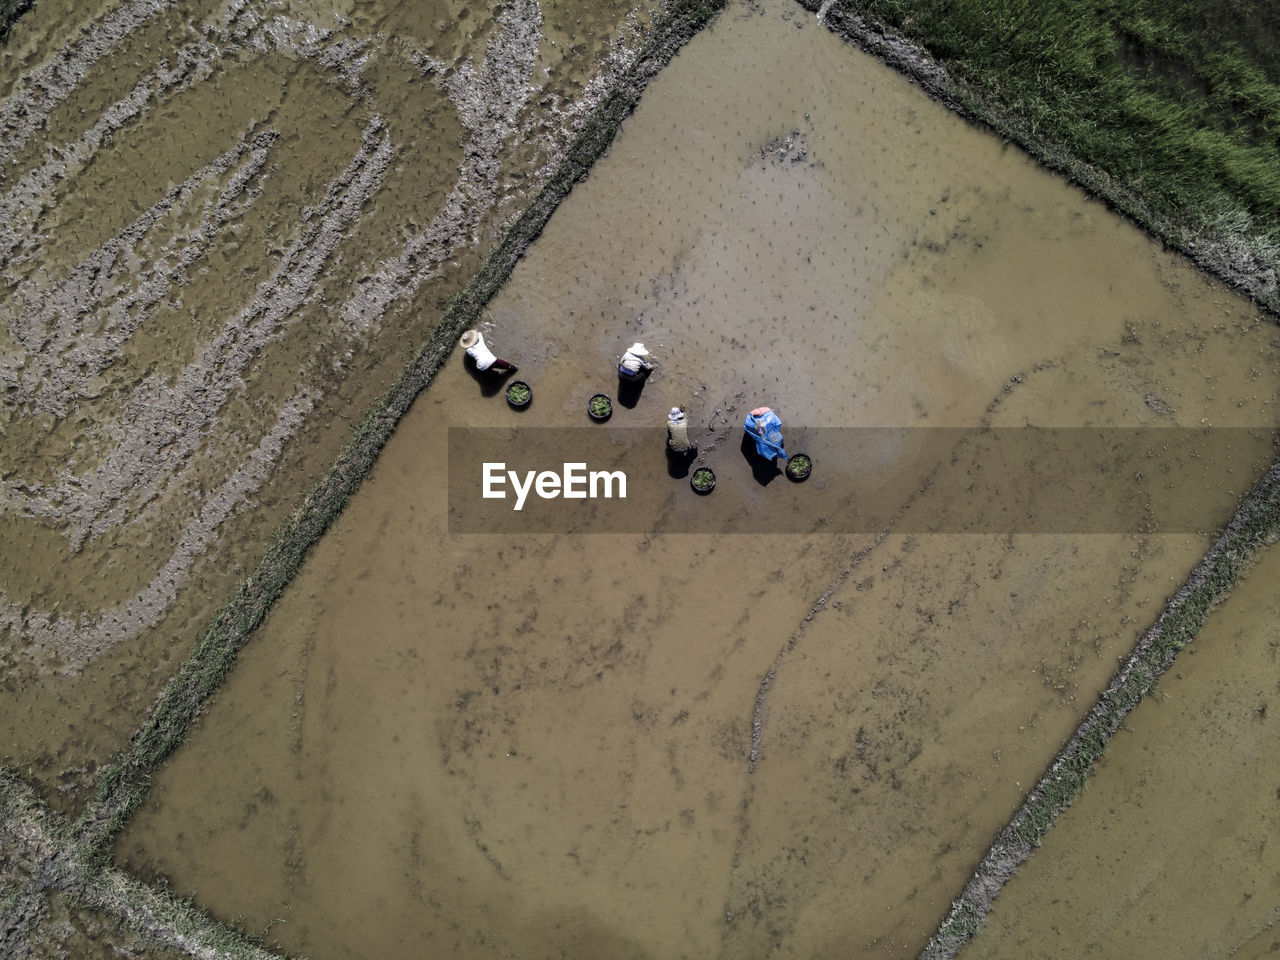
[840,0,1280,215]
[805,0,1280,316]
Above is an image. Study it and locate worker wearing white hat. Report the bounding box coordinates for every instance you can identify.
[666,406,695,453]
[617,342,653,381]
[460,329,517,373]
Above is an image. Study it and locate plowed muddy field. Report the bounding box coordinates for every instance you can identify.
[0,0,662,810]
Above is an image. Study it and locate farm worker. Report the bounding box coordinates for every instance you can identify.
[460,329,517,373]
[617,342,653,381]
[666,406,696,453]
[744,406,787,461]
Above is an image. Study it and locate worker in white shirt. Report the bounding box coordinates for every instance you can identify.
[460,330,517,373]
[617,342,654,382]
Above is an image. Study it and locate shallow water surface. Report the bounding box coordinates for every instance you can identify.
[115,1,1280,958]
[968,540,1280,960]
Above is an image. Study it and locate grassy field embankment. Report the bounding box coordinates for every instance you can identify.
[804,0,1280,315]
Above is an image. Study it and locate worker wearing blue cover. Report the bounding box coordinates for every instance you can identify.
[744,406,787,461]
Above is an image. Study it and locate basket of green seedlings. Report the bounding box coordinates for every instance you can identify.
[690,466,716,495]
[506,379,532,409]
[588,393,613,421]
[786,453,811,482]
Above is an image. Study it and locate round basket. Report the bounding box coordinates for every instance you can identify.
[690,466,717,495]
[587,393,613,422]
[786,453,812,482]
[505,379,532,409]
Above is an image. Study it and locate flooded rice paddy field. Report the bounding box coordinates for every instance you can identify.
[0,0,663,810]
[969,538,1280,960]
[113,1,1280,959]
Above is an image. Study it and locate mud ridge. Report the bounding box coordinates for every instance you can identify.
[0,2,258,267]
[0,0,651,674]
[340,0,546,339]
[0,388,318,670]
[1,130,277,416]
[0,0,177,160]
[0,769,280,960]
[0,115,392,663]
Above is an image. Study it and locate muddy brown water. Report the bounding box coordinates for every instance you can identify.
[0,0,662,815]
[969,539,1280,960]
[114,1,1280,958]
